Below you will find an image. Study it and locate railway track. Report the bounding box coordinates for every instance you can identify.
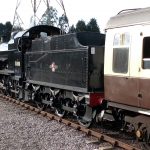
[0,94,142,150]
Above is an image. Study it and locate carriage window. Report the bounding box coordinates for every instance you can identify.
[113,33,130,73]
[142,37,150,69]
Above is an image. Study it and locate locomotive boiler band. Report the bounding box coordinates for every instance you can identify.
[0,7,150,144]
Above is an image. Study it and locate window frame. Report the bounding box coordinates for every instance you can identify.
[112,32,130,74]
[142,36,150,69]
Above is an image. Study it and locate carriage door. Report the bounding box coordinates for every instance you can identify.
[138,27,150,109]
[112,32,135,105]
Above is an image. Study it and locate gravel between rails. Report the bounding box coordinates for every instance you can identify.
[0,98,109,150]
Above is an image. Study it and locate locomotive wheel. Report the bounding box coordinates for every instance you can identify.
[15,81,20,99]
[0,85,4,94]
[77,105,93,128]
[15,91,19,99]
[55,108,65,117]
[35,102,45,111]
[54,98,65,117]
[34,91,45,111]
[12,81,19,99]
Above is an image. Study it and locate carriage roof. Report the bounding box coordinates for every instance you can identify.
[106,7,150,30]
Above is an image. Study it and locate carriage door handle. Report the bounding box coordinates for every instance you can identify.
[138,93,142,98]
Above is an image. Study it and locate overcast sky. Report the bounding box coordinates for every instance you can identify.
[0,0,150,32]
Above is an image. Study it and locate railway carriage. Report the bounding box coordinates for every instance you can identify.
[105,7,150,141]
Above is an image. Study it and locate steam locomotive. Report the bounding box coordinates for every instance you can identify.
[0,7,150,144]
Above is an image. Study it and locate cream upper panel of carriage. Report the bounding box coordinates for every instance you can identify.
[105,7,150,78]
[104,25,146,77]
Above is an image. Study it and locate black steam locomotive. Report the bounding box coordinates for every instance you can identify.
[0,25,105,127]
